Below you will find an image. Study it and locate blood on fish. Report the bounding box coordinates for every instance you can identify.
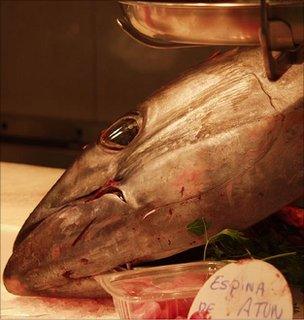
[180,187,185,197]
[62,270,73,278]
[51,245,61,259]
[80,258,89,264]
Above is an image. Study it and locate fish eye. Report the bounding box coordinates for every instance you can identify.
[100,113,142,150]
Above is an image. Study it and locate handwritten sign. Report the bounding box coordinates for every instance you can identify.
[188,259,293,320]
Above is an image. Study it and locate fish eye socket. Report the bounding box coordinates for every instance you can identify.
[100,114,141,150]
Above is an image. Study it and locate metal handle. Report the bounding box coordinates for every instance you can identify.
[259,0,303,80]
[117,1,303,80]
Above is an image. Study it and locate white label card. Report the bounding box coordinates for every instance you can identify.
[188,259,293,320]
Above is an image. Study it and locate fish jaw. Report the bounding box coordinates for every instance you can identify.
[3,170,211,298]
[2,142,125,297]
[3,194,127,297]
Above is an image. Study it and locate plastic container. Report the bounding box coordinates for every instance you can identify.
[99,261,226,319]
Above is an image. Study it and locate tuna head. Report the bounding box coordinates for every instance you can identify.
[4,48,304,298]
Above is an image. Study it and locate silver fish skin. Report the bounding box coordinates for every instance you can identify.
[3,48,303,298]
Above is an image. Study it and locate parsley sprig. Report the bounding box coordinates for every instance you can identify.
[187,214,303,289]
[187,217,250,260]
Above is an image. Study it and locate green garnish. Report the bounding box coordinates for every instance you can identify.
[215,229,247,242]
[186,214,304,290]
[203,229,249,261]
[262,252,297,261]
[187,217,249,260]
[187,217,211,236]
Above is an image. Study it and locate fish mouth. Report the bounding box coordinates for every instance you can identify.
[4,183,197,298]
[4,247,203,299]
[13,184,127,249]
[3,184,132,297]
[4,214,201,299]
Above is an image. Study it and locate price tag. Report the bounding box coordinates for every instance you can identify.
[188,259,293,319]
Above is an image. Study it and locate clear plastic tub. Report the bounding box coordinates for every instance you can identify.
[99,261,226,319]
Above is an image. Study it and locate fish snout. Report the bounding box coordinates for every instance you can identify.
[3,192,132,297]
[16,143,121,243]
[3,256,32,296]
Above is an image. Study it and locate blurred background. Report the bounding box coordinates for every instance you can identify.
[1,0,218,168]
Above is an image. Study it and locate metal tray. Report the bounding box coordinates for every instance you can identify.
[118,1,304,49]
